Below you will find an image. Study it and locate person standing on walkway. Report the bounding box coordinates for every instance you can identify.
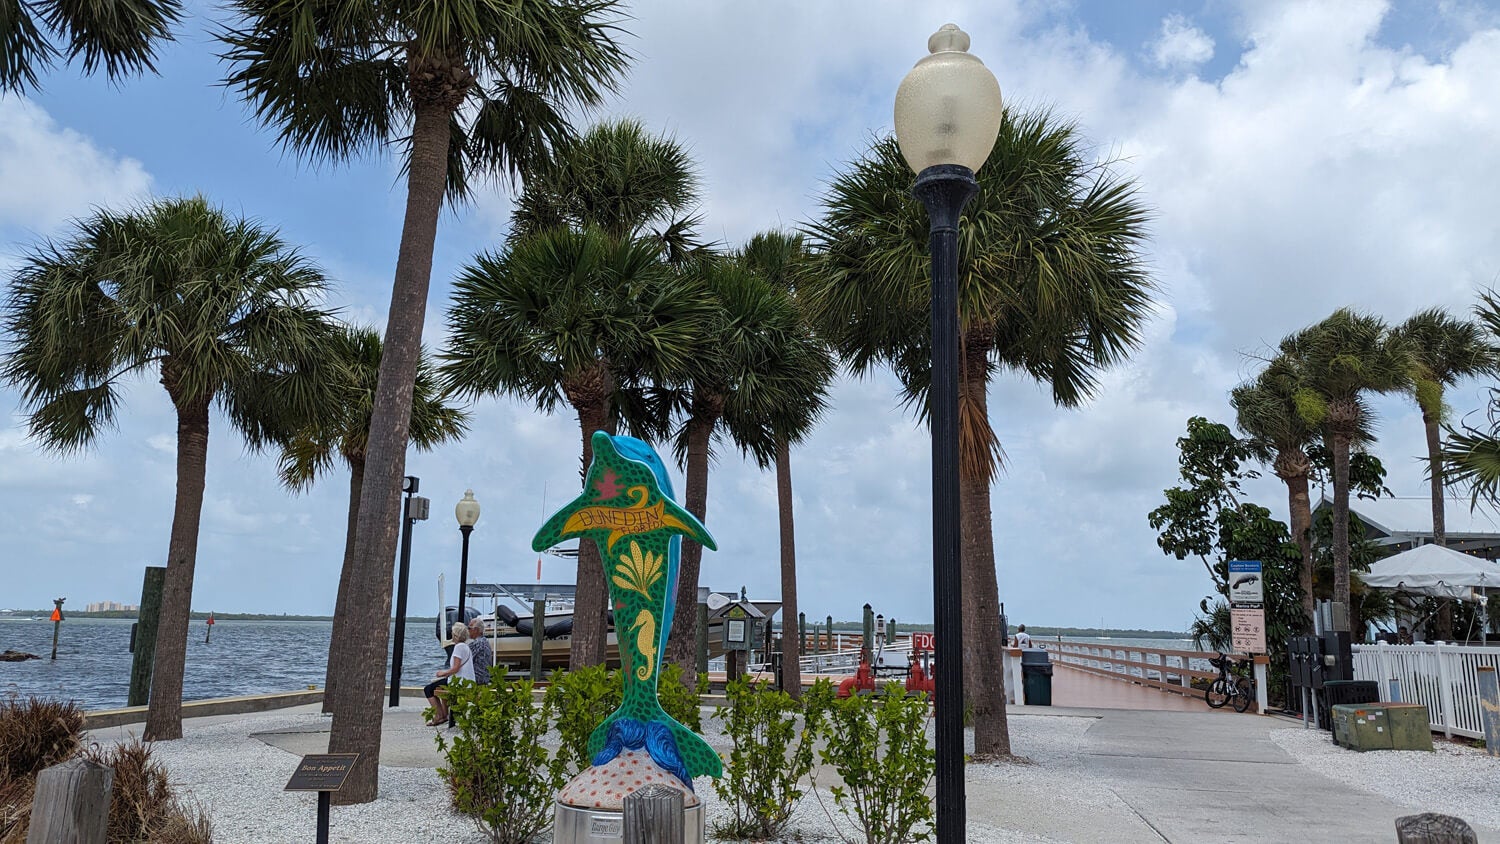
[466,618,493,685]
[1013,624,1032,647]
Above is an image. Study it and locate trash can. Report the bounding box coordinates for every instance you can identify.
[1021,648,1053,706]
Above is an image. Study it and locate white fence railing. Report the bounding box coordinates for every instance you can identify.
[1352,643,1500,739]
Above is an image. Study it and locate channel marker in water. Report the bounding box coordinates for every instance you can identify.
[533,431,721,787]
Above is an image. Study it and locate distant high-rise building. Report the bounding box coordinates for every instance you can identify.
[84,601,139,612]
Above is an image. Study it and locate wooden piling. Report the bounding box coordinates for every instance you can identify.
[128,567,166,707]
[26,758,113,844]
[1477,666,1499,758]
[531,598,545,682]
[623,783,684,844]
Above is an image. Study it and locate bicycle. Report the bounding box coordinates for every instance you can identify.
[1204,653,1254,713]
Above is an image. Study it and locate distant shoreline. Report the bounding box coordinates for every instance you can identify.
[0,611,439,622]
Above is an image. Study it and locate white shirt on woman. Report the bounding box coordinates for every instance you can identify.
[450,641,475,682]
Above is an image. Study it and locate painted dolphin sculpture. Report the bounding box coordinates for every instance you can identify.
[533,431,721,786]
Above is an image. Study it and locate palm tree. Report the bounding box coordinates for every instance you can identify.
[1279,310,1409,618]
[275,326,468,714]
[440,226,710,667]
[218,0,628,801]
[1,0,181,92]
[659,254,826,680]
[444,119,703,668]
[725,230,835,697]
[1392,309,1496,545]
[1232,356,1321,628]
[511,118,703,256]
[1,196,334,740]
[1397,307,1500,639]
[803,110,1154,759]
[1443,293,1500,508]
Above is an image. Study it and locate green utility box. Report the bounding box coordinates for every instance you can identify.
[1383,703,1435,751]
[1331,704,1434,752]
[1332,704,1392,751]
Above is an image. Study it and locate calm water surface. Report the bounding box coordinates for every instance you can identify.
[0,618,450,710]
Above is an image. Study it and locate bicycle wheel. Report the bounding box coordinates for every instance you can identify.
[1205,678,1230,708]
[1231,679,1252,713]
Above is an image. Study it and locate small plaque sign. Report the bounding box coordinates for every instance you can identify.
[284,753,360,792]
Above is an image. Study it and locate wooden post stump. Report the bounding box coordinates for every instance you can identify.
[26,758,113,844]
[1396,813,1478,844]
[623,783,684,844]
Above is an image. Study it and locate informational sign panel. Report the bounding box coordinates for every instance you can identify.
[284,754,359,792]
[911,632,935,652]
[1228,560,1264,606]
[1231,607,1266,653]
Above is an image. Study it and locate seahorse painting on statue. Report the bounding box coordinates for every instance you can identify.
[533,431,721,804]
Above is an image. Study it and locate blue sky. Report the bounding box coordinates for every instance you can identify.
[5,0,1500,631]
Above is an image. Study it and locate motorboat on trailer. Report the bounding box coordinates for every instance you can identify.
[437,578,781,671]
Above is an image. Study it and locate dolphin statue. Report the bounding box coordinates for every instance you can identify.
[533,431,721,786]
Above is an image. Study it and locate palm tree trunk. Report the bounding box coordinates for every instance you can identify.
[1425,408,1455,639]
[328,97,453,805]
[1331,431,1353,614]
[959,364,1010,759]
[570,399,615,669]
[143,395,211,741]
[1285,470,1315,630]
[322,456,364,713]
[667,401,717,681]
[775,439,801,698]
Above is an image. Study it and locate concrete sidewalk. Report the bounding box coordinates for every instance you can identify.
[973,705,1498,843]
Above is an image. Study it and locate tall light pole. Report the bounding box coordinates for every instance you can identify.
[894,23,1003,844]
[454,489,482,632]
[390,476,429,707]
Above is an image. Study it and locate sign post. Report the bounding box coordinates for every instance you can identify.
[1227,560,1266,714]
[48,598,64,661]
[284,753,359,844]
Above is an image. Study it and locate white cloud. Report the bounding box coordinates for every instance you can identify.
[0,96,152,234]
[1151,14,1215,69]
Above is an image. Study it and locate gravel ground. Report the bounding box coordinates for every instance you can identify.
[1269,728,1500,830]
[121,708,1097,843]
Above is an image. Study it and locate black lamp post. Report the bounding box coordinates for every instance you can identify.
[894,23,1003,844]
[390,476,429,707]
[454,489,481,631]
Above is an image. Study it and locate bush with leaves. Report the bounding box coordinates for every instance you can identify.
[436,675,564,844]
[545,665,622,776]
[712,677,831,840]
[812,684,934,844]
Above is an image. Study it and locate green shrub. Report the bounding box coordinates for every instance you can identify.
[437,676,564,844]
[544,665,621,777]
[711,677,831,840]
[658,662,702,733]
[813,683,934,844]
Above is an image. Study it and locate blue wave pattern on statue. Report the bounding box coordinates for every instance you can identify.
[592,717,693,790]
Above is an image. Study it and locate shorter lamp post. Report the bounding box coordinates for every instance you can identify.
[455,489,481,631]
[894,22,1003,844]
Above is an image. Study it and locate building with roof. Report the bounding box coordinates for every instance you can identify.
[1313,496,1500,558]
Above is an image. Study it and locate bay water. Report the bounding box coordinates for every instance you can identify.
[0,617,449,711]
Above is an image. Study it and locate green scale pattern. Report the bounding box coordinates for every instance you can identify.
[533,431,722,781]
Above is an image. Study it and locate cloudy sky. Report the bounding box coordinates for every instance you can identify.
[4,0,1500,632]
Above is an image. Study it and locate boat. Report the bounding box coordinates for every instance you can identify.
[437,579,781,671]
